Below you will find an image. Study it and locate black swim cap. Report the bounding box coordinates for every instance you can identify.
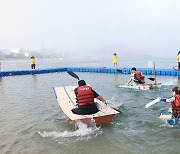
[78,80,86,86]
[131,67,136,71]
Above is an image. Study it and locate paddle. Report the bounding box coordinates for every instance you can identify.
[145,97,161,108]
[117,69,123,73]
[148,77,155,81]
[67,71,121,112]
[67,71,80,80]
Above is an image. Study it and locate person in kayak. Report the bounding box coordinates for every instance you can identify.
[160,86,180,118]
[126,67,145,85]
[72,80,106,115]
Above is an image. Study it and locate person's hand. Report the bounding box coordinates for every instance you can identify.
[103,101,107,105]
[160,98,166,102]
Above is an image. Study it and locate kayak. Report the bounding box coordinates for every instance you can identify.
[159,111,180,125]
[118,83,161,90]
[53,86,119,126]
[173,66,179,71]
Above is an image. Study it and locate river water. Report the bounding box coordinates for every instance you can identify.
[0,58,180,154]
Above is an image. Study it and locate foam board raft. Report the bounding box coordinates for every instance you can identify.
[159,111,180,125]
[53,86,119,125]
[118,83,161,90]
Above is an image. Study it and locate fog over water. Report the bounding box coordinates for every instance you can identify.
[0,0,180,59]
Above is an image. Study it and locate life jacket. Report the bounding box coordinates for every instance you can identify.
[171,94,180,118]
[77,85,95,106]
[135,71,144,82]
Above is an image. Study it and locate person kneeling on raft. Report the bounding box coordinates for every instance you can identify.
[126,67,145,85]
[72,80,106,115]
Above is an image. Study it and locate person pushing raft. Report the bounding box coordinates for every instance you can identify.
[159,87,180,119]
[126,67,145,85]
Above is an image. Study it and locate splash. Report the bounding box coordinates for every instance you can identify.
[38,121,101,139]
[106,97,124,109]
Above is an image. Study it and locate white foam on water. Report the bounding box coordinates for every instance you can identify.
[38,121,101,139]
[106,97,124,109]
[156,78,177,86]
[161,82,176,86]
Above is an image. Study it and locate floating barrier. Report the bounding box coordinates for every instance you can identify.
[0,67,67,77]
[0,67,179,77]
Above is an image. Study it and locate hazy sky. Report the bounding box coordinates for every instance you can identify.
[0,0,180,58]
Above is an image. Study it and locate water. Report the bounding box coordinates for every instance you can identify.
[0,58,180,154]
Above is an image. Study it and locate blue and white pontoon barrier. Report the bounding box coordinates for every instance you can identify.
[0,67,67,77]
[0,67,179,77]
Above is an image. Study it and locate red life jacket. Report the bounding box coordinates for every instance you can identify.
[171,94,180,117]
[77,85,95,106]
[135,71,144,81]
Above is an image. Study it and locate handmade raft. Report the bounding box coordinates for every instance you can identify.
[53,86,119,125]
[159,111,180,125]
[118,83,161,90]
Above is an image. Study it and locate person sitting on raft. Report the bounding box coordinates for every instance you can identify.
[72,80,106,115]
[160,87,180,118]
[126,67,145,85]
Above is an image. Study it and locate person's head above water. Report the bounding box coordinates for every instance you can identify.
[172,86,180,95]
[131,67,136,71]
[78,80,86,86]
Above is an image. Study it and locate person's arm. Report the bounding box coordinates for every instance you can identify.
[74,88,78,96]
[160,96,175,103]
[74,88,78,103]
[126,73,134,85]
[97,95,106,103]
[126,77,133,85]
[93,90,106,104]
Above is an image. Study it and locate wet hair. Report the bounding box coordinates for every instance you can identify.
[131,67,136,71]
[31,56,34,58]
[172,87,180,94]
[114,53,117,55]
[78,80,86,86]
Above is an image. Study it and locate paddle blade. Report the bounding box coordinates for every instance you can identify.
[67,71,80,80]
[117,69,122,73]
[148,77,155,81]
[145,97,161,108]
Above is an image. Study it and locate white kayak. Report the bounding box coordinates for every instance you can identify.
[53,86,119,125]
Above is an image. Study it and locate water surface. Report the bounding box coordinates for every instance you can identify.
[0,59,180,154]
